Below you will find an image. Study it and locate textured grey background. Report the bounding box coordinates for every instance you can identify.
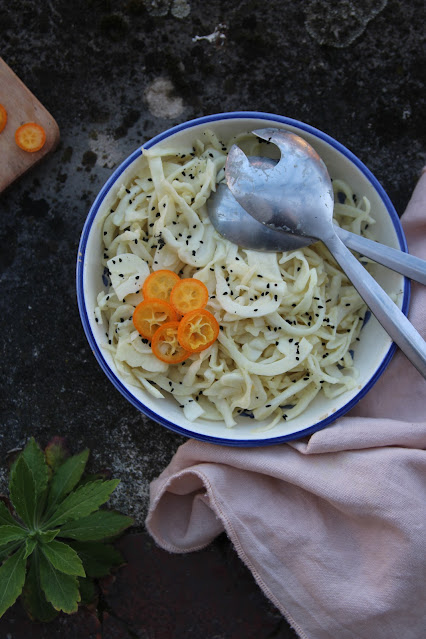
[0,1,424,635]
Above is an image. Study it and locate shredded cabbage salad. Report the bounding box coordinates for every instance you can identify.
[94,130,375,430]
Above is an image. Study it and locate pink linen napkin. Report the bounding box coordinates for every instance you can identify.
[146,169,426,639]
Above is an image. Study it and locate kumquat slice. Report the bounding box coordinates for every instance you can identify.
[0,104,7,134]
[142,269,180,302]
[170,278,209,315]
[177,309,220,353]
[15,122,46,152]
[133,299,178,340]
[151,321,191,364]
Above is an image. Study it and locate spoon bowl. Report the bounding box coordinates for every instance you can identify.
[208,156,314,252]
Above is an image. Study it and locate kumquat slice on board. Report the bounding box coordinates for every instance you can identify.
[142,269,180,302]
[133,299,178,340]
[15,122,46,152]
[151,321,191,364]
[0,104,7,133]
[170,278,209,315]
[178,309,220,353]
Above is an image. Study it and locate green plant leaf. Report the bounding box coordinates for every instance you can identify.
[0,525,27,547]
[21,552,58,622]
[24,537,38,559]
[9,456,37,529]
[40,540,85,577]
[45,437,69,473]
[45,449,90,517]
[45,479,120,528]
[0,501,17,527]
[58,510,133,541]
[0,541,23,563]
[78,576,97,606]
[38,551,80,613]
[21,438,49,502]
[0,546,27,618]
[37,530,59,543]
[70,541,124,578]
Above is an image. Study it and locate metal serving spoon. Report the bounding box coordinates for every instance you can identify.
[209,157,426,285]
[224,127,426,377]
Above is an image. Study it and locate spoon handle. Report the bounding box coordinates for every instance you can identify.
[323,232,426,378]
[336,227,426,285]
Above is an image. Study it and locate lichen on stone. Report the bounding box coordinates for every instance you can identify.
[305,0,388,48]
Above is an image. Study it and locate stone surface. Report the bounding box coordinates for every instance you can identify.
[0,0,424,636]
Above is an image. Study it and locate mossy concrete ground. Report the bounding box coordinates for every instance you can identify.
[0,0,424,636]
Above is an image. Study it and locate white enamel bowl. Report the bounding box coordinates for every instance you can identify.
[76,112,409,446]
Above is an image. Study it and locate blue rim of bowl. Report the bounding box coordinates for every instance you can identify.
[76,111,410,447]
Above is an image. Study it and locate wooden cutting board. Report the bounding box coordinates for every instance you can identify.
[0,57,60,193]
